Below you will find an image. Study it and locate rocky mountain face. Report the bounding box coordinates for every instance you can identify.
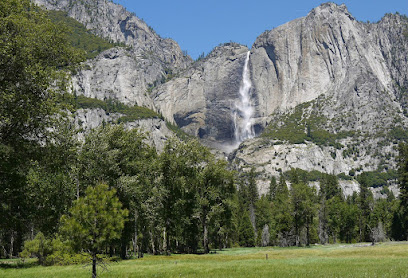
[230,4,408,193]
[32,0,191,150]
[71,47,158,107]
[147,3,408,195]
[32,0,408,195]
[152,43,255,147]
[33,0,192,107]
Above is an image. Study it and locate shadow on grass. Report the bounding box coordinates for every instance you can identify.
[0,260,39,269]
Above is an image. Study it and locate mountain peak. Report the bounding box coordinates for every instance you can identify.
[308,2,355,21]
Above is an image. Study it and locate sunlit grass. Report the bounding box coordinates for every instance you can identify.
[1,242,408,277]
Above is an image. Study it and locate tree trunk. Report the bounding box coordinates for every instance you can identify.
[133,209,138,258]
[76,177,80,200]
[203,217,209,254]
[120,242,127,259]
[295,224,300,247]
[92,254,97,278]
[9,232,14,259]
[149,230,156,255]
[249,204,257,236]
[306,222,310,247]
[163,227,169,255]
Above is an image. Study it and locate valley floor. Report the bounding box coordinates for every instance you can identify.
[1,242,407,277]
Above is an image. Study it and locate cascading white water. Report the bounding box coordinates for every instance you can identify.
[233,51,255,144]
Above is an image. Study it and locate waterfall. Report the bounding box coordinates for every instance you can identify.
[233,51,255,144]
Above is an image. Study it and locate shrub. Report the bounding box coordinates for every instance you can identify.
[20,232,52,265]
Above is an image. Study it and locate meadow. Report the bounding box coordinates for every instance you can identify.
[1,242,407,277]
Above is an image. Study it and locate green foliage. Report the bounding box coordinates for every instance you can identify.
[356,170,397,188]
[79,125,155,188]
[165,121,194,141]
[397,142,408,239]
[159,139,209,254]
[117,106,162,123]
[337,172,353,180]
[271,174,292,246]
[26,162,76,235]
[358,173,374,242]
[320,174,342,201]
[198,159,236,253]
[255,196,273,246]
[42,237,88,266]
[261,101,351,147]
[20,233,52,265]
[0,0,82,143]
[284,168,324,183]
[290,182,317,246]
[46,10,123,59]
[196,52,206,61]
[60,183,128,277]
[247,168,259,205]
[20,234,90,266]
[389,126,408,142]
[338,199,359,243]
[60,184,128,252]
[238,211,255,247]
[268,176,277,201]
[70,95,161,121]
[0,0,82,258]
[74,95,107,110]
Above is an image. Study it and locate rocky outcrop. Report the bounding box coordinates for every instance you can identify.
[33,0,192,71]
[230,138,361,177]
[74,108,173,151]
[72,47,157,107]
[124,118,173,152]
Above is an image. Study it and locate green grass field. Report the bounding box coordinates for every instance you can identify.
[1,242,407,277]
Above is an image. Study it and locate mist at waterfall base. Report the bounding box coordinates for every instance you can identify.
[220,51,256,154]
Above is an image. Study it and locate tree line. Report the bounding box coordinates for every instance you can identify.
[3,121,408,261]
[237,166,405,248]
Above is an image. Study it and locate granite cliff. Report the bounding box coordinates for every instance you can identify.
[34,0,192,107]
[230,4,408,193]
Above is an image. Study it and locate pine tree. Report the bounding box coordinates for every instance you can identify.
[291,182,317,246]
[272,174,292,246]
[247,167,259,206]
[358,173,374,242]
[268,176,277,201]
[398,143,408,239]
[238,210,255,247]
[319,174,344,244]
[60,184,128,278]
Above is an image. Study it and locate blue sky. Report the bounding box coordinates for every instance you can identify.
[114,0,408,59]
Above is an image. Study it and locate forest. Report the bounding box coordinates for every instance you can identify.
[2,1,408,276]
